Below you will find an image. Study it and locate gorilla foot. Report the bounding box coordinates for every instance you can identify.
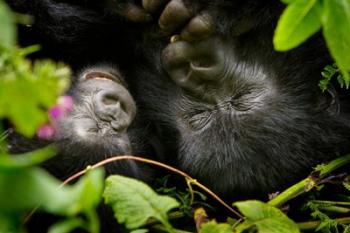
[112,0,214,40]
[162,36,234,101]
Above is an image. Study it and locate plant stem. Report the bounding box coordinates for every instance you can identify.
[161,219,176,233]
[152,224,193,233]
[146,211,185,226]
[86,209,100,233]
[268,177,314,207]
[268,154,350,207]
[311,200,350,206]
[297,217,350,231]
[318,206,350,214]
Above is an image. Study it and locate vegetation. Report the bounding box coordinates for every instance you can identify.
[0,0,349,232]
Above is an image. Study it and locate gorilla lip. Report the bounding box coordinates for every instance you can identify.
[85,71,122,84]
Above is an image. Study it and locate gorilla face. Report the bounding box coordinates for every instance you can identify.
[56,66,136,155]
[49,66,148,178]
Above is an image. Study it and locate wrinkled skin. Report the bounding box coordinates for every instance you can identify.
[7,0,350,202]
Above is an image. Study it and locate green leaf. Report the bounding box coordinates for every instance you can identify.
[103,175,179,230]
[0,145,57,170]
[344,225,350,233]
[0,167,103,215]
[319,64,338,91]
[130,229,149,233]
[322,0,350,86]
[0,0,16,48]
[281,0,296,4]
[0,56,70,137]
[0,167,71,213]
[344,181,350,191]
[234,200,300,233]
[66,169,104,215]
[200,221,232,233]
[48,218,85,233]
[0,214,21,233]
[274,0,322,51]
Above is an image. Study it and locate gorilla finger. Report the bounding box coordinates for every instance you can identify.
[190,60,224,82]
[142,0,169,13]
[162,40,195,69]
[159,0,194,34]
[119,3,152,22]
[162,41,203,90]
[180,12,214,42]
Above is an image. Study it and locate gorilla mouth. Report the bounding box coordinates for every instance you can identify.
[84,71,122,84]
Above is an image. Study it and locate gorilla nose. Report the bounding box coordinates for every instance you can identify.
[94,85,136,133]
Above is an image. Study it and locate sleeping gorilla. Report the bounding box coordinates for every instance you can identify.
[7,0,350,201]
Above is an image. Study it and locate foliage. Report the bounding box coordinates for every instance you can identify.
[0,0,349,233]
[0,1,102,232]
[0,0,15,48]
[200,221,232,233]
[0,45,70,137]
[0,166,104,233]
[274,0,350,87]
[320,64,345,91]
[233,201,299,233]
[104,175,179,232]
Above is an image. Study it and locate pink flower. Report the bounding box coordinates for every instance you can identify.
[37,124,55,139]
[48,106,63,120]
[58,95,74,112]
[48,95,74,120]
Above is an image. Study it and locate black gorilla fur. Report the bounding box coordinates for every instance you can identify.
[7,0,350,223]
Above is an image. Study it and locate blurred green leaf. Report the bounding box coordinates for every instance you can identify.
[66,169,104,215]
[130,229,149,233]
[0,168,103,231]
[0,167,103,213]
[201,221,232,233]
[48,218,85,233]
[274,0,322,51]
[281,0,296,4]
[0,167,71,213]
[0,214,21,233]
[104,175,179,231]
[0,0,16,48]
[0,145,57,170]
[0,54,70,137]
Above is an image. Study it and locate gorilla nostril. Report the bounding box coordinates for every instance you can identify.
[94,88,136,134]
[102,94,120,106]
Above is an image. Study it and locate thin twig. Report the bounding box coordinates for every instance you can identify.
[62,155,243,219]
